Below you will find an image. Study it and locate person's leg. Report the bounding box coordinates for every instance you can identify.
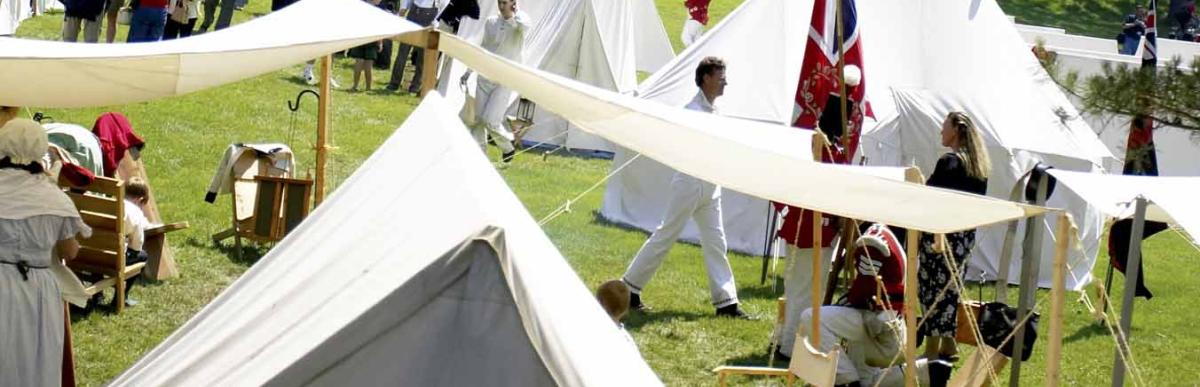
[147,8,166,41]
[406,6,438,92]
[477,79,516,153]
[214,0,235,30]
[622,173,702,296]
[692,184,738,308]
[198,0,217,32]
[163,18,180,40]
[800,306,870,385]
[364,58,373,90]
[351,60,362,91]
[126,11,145,42]
[83,17,101,43]
[180,17,196,37]
[104,0,121,43]
[778,242,835,356]
[62,16,81,42]
[388,43,414,90]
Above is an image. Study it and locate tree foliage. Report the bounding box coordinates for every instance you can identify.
[1037,43,1200,133]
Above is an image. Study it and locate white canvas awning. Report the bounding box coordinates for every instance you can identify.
[437,33,1048,234]
[0,0,421,108]
[112,93,661,386]
[1047,169,1200,246]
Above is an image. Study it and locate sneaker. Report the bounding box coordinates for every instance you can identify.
[303,69,316,85]
[630,292,649,312]
[716,303,757,320]
[501,150,515,163]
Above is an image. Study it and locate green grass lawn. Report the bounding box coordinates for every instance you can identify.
[1000,0,1174,39]
[12,0,1200,386]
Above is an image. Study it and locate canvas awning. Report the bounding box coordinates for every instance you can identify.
[0,0,421,108]
[436,33,1049,234]
[1047,169,1200,246]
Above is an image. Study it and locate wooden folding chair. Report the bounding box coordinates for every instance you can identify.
[949,345,1009,387]
[713,335,841,387]
[215,174,313,256]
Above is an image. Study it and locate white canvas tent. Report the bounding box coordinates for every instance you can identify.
[599,0,1113,289]
[0,0,420,107]
[516,0,674,153]
[112,94,662,387]
[437,0,673,153]
[1047,169,1200,247]
[1,0,34,36]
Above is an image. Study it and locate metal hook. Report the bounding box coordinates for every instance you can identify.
[288,89,321,112]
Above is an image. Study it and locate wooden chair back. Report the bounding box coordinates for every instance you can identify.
[65,176,126,277]
[787,335,841,387]
[247,176,313,241]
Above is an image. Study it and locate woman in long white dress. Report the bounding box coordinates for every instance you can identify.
[0,118,91,386]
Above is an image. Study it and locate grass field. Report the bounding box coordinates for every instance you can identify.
[12,0,1200,386]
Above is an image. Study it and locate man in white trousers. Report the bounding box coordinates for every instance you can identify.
[799,223,928,387]
[460,0,529,163]
[622,57,751,319]
[681,0,710,47]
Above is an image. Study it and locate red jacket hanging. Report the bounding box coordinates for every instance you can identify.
[92,112,145,177]
[685,0,711,25]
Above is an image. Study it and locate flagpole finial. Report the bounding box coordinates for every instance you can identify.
[844,65,862,88]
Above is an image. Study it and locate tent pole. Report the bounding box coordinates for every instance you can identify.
[904,229,919,387]
[1046,212,1070,387]
[419,29,441,97]
[315,54,331,206]
[1112,197,1147,387]
[810,210,823,348]
[1010,173,1049,387]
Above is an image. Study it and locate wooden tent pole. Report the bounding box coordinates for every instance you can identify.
[315,55,332,206]
[419,29,441,97]
[1112,197,1147,387]
[904,229,920,387]
[1046,212,1071,387]
[835,0,849,156]
[810,210,823,348]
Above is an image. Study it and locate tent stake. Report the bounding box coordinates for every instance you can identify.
[315,54,332,206]
[1112,197,1147,387]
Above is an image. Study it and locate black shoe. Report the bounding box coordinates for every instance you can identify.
[928,358,954,387]
[630,292,649,312]
[716,303,757,320]
[501,150,516,163]
[771,345,791,362]
[834,382,863,387]
[384,84,400,92]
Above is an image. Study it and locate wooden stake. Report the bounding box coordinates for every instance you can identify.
[904,229,919,387]
[315,55,332,206]
[810,210,824,347]
[1113,197,1148,387]
[834,0,850,159]
[1046,212,1071,387]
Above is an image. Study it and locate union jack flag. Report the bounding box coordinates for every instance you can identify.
[1142,0,1158,68]
[775,0,871,248]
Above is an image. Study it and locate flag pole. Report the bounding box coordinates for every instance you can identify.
[836,0,849,159]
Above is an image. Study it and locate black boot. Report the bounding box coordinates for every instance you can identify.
[630,292,648,312]
[716,303,757,320]
[928,358,954,387]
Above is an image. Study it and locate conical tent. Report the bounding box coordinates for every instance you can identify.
[0,0,33,36]
[600,0,1115,290]
[438,0,673,153]
[517,0,674,153]
[110,94,661,387]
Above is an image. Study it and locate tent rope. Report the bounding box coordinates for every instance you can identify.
[537,153,641,226]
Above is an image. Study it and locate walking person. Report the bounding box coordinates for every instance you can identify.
[620,57,752,319]
[459,0,529,163]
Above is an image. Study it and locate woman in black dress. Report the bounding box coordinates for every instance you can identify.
[920,111,990,386]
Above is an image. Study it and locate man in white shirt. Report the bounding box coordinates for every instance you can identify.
[460,0,529,163]
[621,57,751,319]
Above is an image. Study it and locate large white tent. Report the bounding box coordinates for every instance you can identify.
[111,94,662,387]
[0,0,420,107]
[517,0,674,153]
[1047,169,1200,247]
[1015,24,1200,177]
[437,0,673,153]
[599,0,1113,289]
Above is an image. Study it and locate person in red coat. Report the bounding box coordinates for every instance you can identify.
[681,0,710,47]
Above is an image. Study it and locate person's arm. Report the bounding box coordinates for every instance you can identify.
[56,238,80,261]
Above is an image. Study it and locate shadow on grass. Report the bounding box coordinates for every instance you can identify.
[590,210,651,236]
[625,309,709,330]
[185,235,266,267]
[738,279,787,301]
[1066,321,1112,344]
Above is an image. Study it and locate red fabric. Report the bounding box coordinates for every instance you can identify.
[92,112,144,178]
[774,0,871,247]
[59,163,96,188]
[685,0,710,25]
[140,0,169,8]
[846,223,906,313]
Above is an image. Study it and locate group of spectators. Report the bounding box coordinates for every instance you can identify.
[1120,0,1199,55]
[59,0,245,43]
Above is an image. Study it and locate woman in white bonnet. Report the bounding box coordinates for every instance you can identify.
[0,118,91,386]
